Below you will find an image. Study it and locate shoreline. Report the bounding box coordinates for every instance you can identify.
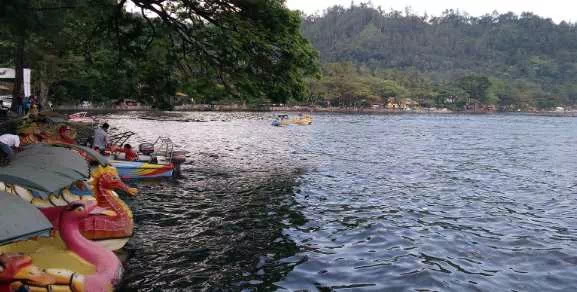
[51,106,577,117]
[3,108,576,130]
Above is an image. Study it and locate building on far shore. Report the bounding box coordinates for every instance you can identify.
[464,102,497,112]
[385,97,420,111]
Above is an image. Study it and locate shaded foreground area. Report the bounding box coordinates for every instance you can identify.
[119,164,306,290]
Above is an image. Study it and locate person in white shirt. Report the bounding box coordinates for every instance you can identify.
[92,123,110,155]
[0,133,21,162]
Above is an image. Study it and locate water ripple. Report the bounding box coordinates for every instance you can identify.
[107,113,577,291]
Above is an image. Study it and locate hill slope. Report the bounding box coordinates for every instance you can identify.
[300,4,577,109]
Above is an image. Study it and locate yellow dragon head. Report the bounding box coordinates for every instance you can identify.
[90,165,138,196]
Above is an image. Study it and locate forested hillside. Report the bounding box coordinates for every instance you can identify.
[301,4,577,110]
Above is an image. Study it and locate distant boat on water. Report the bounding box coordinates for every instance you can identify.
[272,114,312,126]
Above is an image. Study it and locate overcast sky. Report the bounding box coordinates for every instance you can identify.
[285,0,577,23]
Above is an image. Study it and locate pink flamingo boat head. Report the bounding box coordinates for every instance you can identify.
[1,200,122,292]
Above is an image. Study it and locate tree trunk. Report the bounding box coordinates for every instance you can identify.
[38,62,49,108]
[11,33,25,112]
[39,79,48,108]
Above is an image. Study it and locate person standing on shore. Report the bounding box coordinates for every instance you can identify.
[93,123,110,155]
[30,95,40,111]
[16,96,23,115]
[23,96,30,115]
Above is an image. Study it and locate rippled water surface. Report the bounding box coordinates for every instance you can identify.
[110,113,577,291]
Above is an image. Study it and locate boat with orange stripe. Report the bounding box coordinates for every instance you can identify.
[108,134,187,180]
[111,161,175,179]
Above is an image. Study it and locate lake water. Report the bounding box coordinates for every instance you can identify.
[112,113,577,291]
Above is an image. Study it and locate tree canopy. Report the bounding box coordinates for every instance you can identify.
[0,0,319,109]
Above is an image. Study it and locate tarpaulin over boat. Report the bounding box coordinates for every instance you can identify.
[0,191,52,245]
[0,144,89,194]
[51,143,110,165]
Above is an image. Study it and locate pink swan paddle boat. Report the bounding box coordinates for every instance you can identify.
[1,201,122,292]
[59,201,123,291]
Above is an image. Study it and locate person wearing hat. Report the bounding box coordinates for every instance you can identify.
[92,123,110,155]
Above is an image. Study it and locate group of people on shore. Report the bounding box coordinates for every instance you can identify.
[15,95,41,115]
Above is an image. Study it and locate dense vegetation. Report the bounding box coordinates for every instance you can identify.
[0,0,319,109]
[300,4,577,110]
[3,1,576,111]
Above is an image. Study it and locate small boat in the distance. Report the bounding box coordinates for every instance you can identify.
[272,113,312,126]
[68,112,96,124]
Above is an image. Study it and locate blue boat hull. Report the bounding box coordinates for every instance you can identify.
[110,160,174,180]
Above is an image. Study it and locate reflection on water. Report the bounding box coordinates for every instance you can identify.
[111,113,577,291]
[119,166,305,290]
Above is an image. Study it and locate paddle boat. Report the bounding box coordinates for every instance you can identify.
[0,144,137,251]
[272,114,290,126]
[19,118,185,181]
[272,113,313,126]
[292,114,313,125]
[68,112,96,124]
[108,132,188,180]
[18,121,77,145]
[0,193,123,292]
[38,165,137,251]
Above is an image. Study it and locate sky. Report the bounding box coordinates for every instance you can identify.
[285,0,577,23]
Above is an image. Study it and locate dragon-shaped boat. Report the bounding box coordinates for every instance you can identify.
[0,196,123,292]
[0,145,127,291]
[0,144,137,251]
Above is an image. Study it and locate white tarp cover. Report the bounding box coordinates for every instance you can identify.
[0,68,15,79]
[23,69,31,97]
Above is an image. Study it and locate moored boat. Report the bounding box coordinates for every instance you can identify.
[108,133,187,179]
[0,144,137,251]
[111,160,174,179]
[68,112,96,124]
[0,195,123,292]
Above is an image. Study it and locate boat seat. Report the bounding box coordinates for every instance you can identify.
[0,235,95,275]
[136,154,151,162]
[114,153,126,160]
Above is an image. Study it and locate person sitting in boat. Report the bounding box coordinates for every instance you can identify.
[122,144,138,161]
[93,122,110,155]
[58,125,76,144]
